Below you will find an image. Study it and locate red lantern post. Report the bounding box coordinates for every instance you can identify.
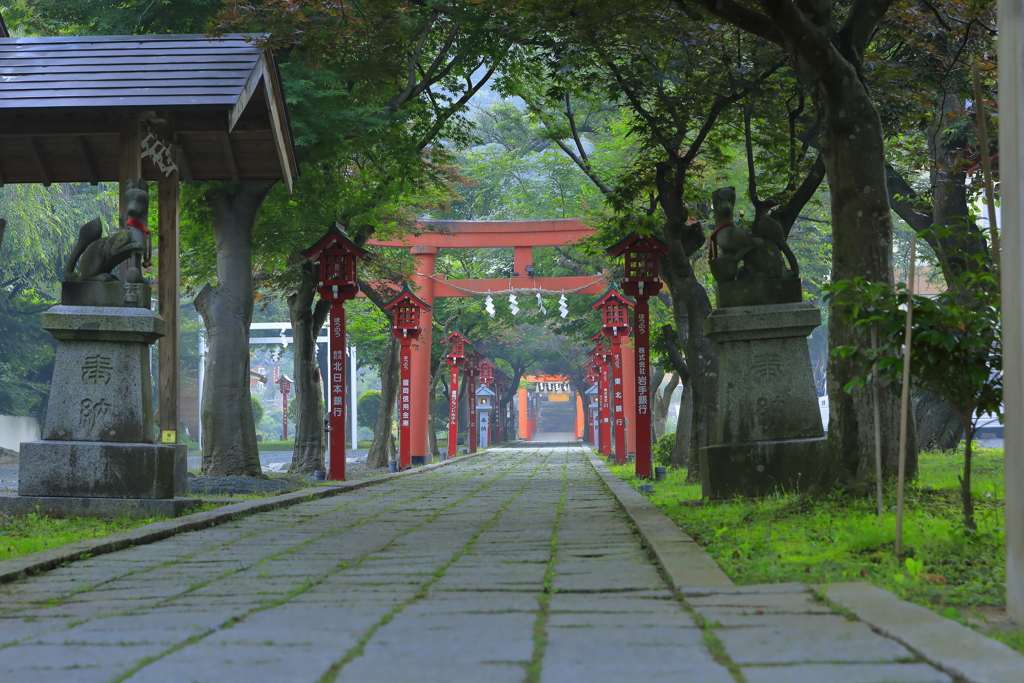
[443,330,470,459]
[301,223,372,481]
[465,351,483,454]
[276,375,292,441]
[591,333,613,459]
[384,284,431,469]
[583,357,600,446]
[592,286,634,465]
[608,233,668,478]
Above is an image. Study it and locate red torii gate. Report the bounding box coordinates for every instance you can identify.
[369,219,614,463]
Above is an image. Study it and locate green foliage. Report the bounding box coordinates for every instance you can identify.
[825,240,1000,530]
[358,390,382,430]
[609,447,1017,653]
[250,395,264,426]
[10,0,222,35]
[653,432,675,468]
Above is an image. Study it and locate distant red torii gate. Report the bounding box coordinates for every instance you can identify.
[368,219,611,463]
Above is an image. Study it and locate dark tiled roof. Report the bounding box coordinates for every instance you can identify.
[0,34,262,110]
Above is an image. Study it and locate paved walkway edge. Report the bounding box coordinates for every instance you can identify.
[0,450,493,584]
[823,581,1024,683]
[584,448,734,590]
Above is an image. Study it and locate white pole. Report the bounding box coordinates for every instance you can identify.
[350,345,358,450]
[197,332,205,449]
[998,0,1024,624]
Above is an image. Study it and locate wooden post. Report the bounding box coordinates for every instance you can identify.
[118,116,141,282]
[998,0,1024,623]
[895,234,917,558]
[399,338,413,468]
[328,304,347,481]
[448,364,460,457]
[611,339,627,464]
[468,372,478,454]
[518,386,528,440]
[157,168,180,441]
[599,359,612,458]
[633,298,653,478]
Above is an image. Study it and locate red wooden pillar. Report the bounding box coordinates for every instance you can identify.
[410,247,437,464]
[301,223,372,482]
[328,306,347,479]
[448,363,460,457]
[384,284,431,469]
[276,376,292,441]
[443,330,470,458]
[608,233,668,478]
[610,338,627,464]
[598,356,612,457]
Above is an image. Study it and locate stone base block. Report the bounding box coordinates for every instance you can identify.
[18,441,177,499]
[703,437,826,499]
[0,494,199,519]
[411,455,427,466]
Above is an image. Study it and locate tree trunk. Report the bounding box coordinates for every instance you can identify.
[812,78,916,484]
[287,266,330,474]
[651,370,679,439]
[672,384,693,470]
[367,335,400,469]
[194,179,276,477]
[913,386,963,452]
[959,416,976,531]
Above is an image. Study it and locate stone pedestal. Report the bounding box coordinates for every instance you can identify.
[0,303,196,519]
[701,301,826,498]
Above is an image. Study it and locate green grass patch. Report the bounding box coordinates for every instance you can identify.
[610,447,1021,653]
[0,504,222,564]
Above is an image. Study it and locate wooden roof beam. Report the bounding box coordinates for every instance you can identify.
[75,136,98,185]
[26,136,51,186]
[176,144,194,184]
[220,131,240,184]
[260,52,296,193]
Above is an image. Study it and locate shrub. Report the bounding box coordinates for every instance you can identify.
[654,432,675,468]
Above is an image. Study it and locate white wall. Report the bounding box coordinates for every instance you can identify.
[0,415,40,452]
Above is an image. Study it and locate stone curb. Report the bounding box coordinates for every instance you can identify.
[822,582,1024,683]
[0,449,493,585]
[583,448,734,590]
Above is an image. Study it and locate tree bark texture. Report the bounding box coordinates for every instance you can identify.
[287,266,330,475]
[194,179,276,477]
[913,386,964,452]
[367,335,401,469]
[651,370,679,439]
[672,385,694,470]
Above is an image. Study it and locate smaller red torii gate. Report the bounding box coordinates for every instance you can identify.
[368,219,618,462]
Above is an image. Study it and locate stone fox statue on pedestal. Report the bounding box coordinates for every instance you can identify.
[708,186,799,283]
[65,178,150,284]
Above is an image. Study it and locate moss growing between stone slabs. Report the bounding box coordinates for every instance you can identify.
[608,448,1023,654]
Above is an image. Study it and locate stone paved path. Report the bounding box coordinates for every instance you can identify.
[0,446,954,682]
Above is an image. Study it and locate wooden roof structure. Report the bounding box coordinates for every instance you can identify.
[0,33,298,189]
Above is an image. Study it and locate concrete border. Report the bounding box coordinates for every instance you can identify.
[0,450,492,584]
[823,582,1024,683]
[584,447,734,590]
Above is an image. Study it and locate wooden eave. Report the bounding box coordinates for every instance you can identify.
[590,285,635,310]
[606,231,668,258]
[445,329,472,345]
[301,222,373,263]
[383,283,432,312]
[0,34,298,190]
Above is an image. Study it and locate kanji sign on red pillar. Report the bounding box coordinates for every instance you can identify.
[591,334,613,458]
[465,351,482,454]
[608,233,668,478]
[275,375,292,441]
[383,284,431,470]
[301,223,372,481]
[443,329,470,459]
[591,286,634,465]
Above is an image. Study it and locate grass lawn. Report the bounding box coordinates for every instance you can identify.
[610,446,1023,654]
[0,504,221,564]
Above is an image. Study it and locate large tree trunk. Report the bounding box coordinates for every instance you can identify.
[287,266,330,474]
[810,68,916,483]
[194,179,276,477]
[367,335,400,469]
